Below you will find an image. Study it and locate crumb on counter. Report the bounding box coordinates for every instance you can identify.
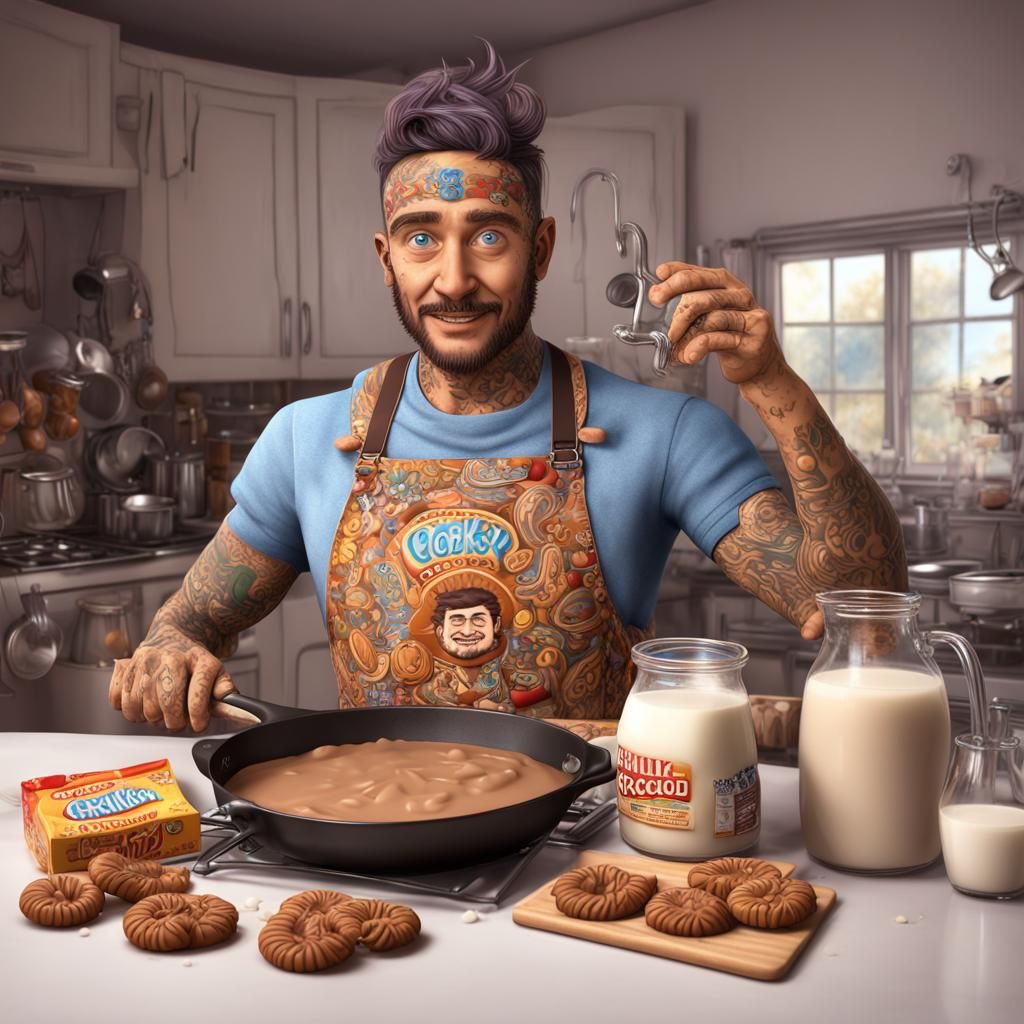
[461,910,479,924]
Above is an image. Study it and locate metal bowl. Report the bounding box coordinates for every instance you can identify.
[77,369,130,427]
[120,493,176,541]
[948,570,1024,617]
[908,560,984,597]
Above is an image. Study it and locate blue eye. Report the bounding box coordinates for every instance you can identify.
[410,233,431,247]
[479,231,500,245]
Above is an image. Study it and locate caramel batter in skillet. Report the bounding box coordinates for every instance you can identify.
[226,739,571,822]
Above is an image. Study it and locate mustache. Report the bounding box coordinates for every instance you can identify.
[419,301,502,318]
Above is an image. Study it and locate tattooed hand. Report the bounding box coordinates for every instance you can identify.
[108,629,237,732]
[108,522,298,732]
[648,263,784,385]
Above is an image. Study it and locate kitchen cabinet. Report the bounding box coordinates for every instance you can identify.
[295,78,402,379]
[126,46,301,381]
[535,105,686,347]
[126,43,683,382]
[0,0,118,175]
[275,572,336,710]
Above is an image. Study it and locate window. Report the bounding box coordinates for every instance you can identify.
[907,245,1013,464]
[767,221,1020,475]
[780,253,886,458]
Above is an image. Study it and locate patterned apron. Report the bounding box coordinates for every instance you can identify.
[325,343,651,719]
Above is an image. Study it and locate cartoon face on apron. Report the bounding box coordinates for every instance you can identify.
[325,343,651,719]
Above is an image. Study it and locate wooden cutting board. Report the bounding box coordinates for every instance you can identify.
[512,849,836,982]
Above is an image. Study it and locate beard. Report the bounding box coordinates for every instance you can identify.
[391,256,538,376]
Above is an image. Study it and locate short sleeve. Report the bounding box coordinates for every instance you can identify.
[226,404,310,572]
[661,398,779,557]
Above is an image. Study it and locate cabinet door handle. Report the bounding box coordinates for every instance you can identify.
[281,297,293,357]
[301,301,312,355]
[189,97,201,172]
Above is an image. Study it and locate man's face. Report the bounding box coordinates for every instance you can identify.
[436,604,500,660]
[374,151,555,375]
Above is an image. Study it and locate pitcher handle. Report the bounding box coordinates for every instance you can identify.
[925,629,988,741]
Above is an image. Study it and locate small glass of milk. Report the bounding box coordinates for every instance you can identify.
[939,723,1024,900]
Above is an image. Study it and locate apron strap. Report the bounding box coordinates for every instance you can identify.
[355,343,583,469]
[548,343,581,468]
[356,351,415,471]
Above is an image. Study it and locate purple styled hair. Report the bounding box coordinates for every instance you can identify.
[374,40,547,223]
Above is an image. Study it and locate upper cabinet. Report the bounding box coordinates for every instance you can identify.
[295,78,401,379]
[163,81,299,378]
[120,44,684,383]
[0,0,135,187]
[125,48,301,380]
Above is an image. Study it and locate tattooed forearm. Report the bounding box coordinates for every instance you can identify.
[729,363,906,615]
[143,523,298,657]
[417,328,544,414]
[713,489,819,630]
[787,411,906,590]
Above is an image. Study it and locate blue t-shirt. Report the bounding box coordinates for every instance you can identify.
[227,348,777,628]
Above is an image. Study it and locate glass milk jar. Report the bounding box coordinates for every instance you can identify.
[799,591,953,874]
[617,639,760,860]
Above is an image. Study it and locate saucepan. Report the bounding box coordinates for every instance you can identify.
[192,693,613,874]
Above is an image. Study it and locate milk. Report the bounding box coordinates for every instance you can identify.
[799,667,950,872]
[616,687,760,859]
[940,803,1024,896]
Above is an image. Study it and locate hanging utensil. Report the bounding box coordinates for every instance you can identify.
[569,168,676,376]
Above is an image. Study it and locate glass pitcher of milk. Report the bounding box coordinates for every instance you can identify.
[798,590,977,874]
[617,638,760,860]
[940,704,1024,900]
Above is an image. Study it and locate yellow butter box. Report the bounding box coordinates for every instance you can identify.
[21,759,201,874]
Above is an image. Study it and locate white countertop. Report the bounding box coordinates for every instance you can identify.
[1,732,1019,1024]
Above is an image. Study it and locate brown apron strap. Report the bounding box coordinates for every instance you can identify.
[357,346,582,469]
[358,351,415,467]
[548,343,580,467]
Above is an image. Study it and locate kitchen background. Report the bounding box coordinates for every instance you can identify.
[0,0,1021,737]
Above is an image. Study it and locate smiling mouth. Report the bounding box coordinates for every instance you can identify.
[453,635,485,645]
[431,313,488,325]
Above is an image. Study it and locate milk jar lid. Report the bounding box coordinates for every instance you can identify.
[631,637,749,674]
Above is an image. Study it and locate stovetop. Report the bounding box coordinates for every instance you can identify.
[0,524,218,571]
[165,794,619,905]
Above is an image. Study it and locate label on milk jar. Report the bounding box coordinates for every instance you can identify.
[713,764,760,837]
[616,744,694,830]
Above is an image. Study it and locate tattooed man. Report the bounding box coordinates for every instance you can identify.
[110,43,904,731]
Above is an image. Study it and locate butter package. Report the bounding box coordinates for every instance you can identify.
[21,759,201,874]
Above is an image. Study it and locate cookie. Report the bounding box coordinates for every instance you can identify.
[327,898,421,952]
[278,888,352,919]
[123,892,238,951]
[727,876,818,929]
[258,904,360,972]
[19,874,105,928]
[687,857,782,899]
[87,851,191,903]
[551,864,657,921]
[644,886,735,937]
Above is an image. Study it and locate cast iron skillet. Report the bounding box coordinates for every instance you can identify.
[192,692,614,874]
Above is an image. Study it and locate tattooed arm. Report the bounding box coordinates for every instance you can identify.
[645,261,905,640]
[713,364,906,639]
[109,523,298,731]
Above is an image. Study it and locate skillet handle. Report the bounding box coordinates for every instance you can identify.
[217,691,316,725]
[568,744,615,796]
